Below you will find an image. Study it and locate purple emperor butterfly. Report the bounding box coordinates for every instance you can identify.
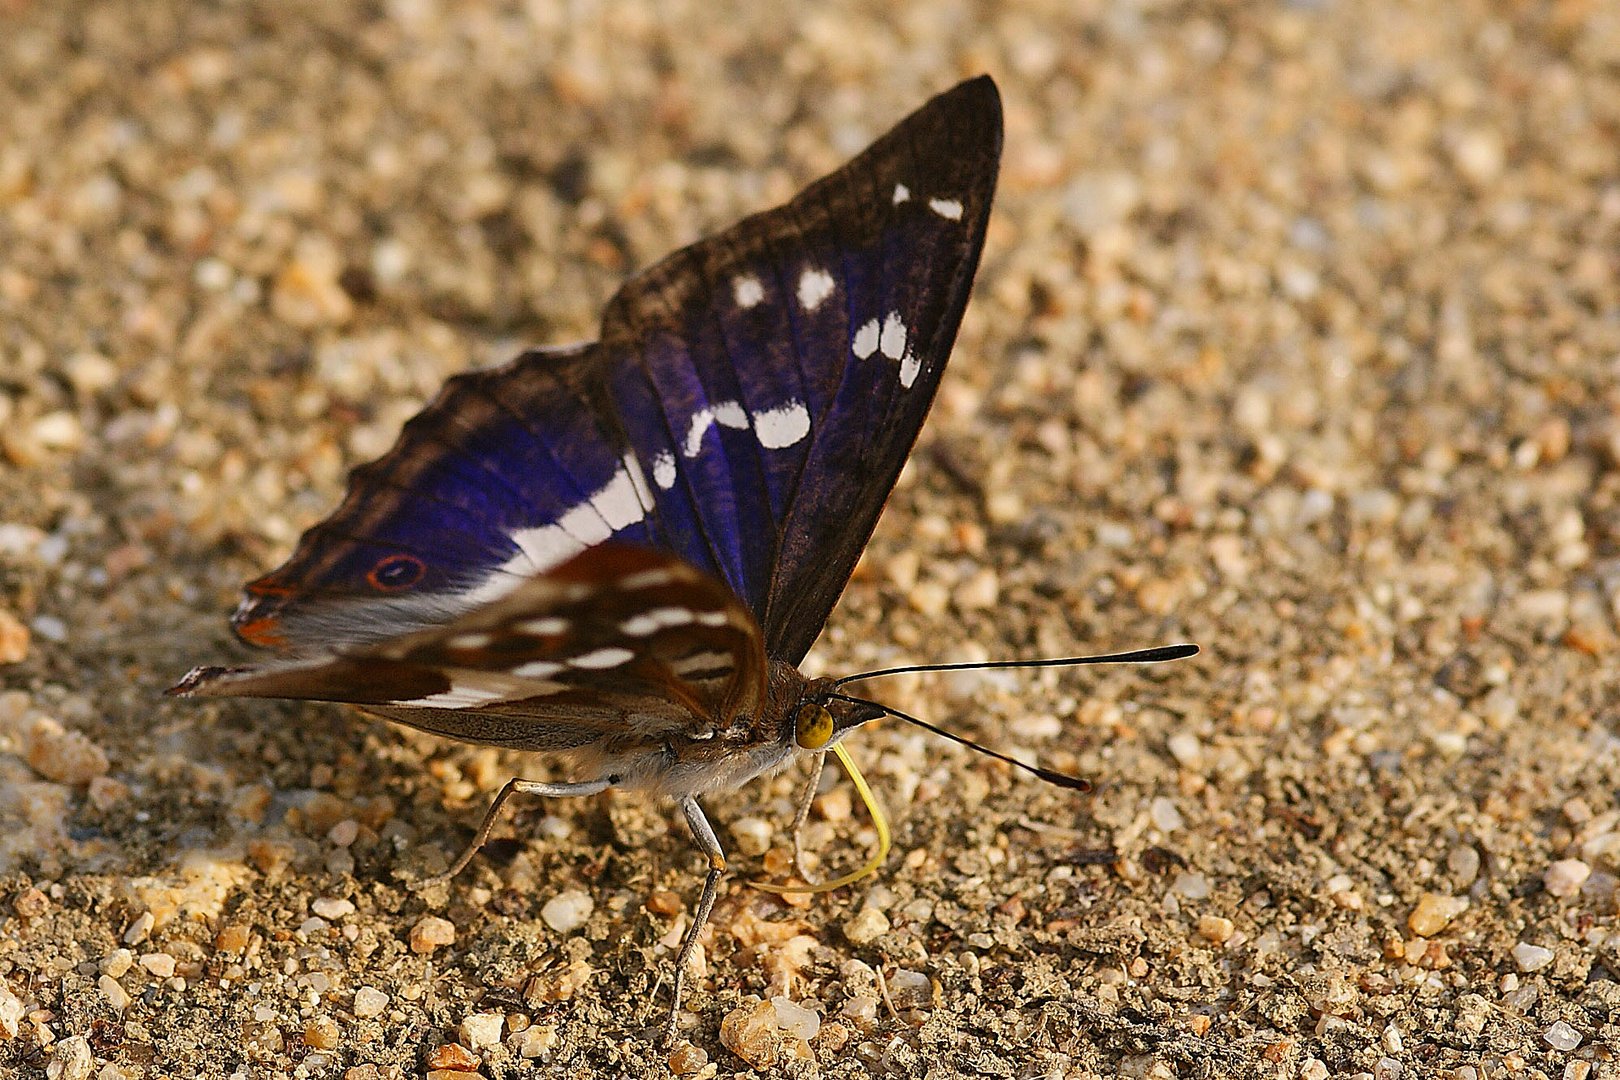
[171,76,1196,1044]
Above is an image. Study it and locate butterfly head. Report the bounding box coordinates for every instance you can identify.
[786,679,885,753]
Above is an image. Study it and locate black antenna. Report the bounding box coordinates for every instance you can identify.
[827,692,1095,792]
[834,643,1198,689]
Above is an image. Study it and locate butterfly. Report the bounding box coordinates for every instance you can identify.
[170,75,1194,1044]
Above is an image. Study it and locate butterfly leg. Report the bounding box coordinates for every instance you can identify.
[662,795,725,1047]
[790,752,826,885]
[414,775,614,890]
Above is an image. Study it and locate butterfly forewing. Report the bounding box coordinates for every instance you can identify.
[216,76,999,694]
[601,76,1002,661]
[179,545,769,745]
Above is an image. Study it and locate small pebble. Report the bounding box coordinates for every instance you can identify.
[24,717,109,785]
[1511,943,1555,972]
[844,906,890,945]
[1563,797,1594,824]
[1543,1020,1582,1051]
[1544,859,1591,898]
[327,819,360,847]
[1407,893,1468,937]
[1150,796,1184,833]
[770,996,821,1041]
[30,615,67,643]
[541,889,594,933]
[1197,915,1234,944]
[985,490,1022,525]
[888,969,932,1010]
[514,1024,556,1059]
[668,1041,709,1075]
[31,412,83,451]
[841,995,879,1028]
[720,998,780,1070]
[48,1035,93,1080]
[123,911,154,945]
[410,915,456,955]
[138,953,176,979]
[953,567,1000,610]
[352,987,389,1019]
[1447,845,1481,887]
[0,982,22,1038]
[646,890,682,916]
[98,974,131,1011]
[729,816,773,857]
[311,897,354,920]
[303,1017,340,1050]
[908,579,950,617]
[1166,732,1203,767]
[459,1012,504,1050]
[425,1043,479,1070]
[214,924,251,953]
[1173,872,1210,900]
[0,610,28,664]
[14,887,48,919]
[523,959,593,1004]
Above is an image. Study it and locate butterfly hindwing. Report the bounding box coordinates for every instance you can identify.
[180,545,769,742]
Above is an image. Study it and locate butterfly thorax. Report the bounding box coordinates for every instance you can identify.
[567,662,873,800]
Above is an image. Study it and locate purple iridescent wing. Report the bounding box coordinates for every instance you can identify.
[231,342,661,652]
[226,77,1000,675]
[602,75,1001,662]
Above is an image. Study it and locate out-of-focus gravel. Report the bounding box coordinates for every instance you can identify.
[3,1,1620,1077]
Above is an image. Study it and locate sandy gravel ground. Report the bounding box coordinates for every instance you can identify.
[3,1,1620,1077]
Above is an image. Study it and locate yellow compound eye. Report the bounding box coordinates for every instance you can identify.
[793,703,834,749]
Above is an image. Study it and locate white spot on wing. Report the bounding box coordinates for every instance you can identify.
[505,455,649,574]
[893,183,911,204]
[671,649,733,676]
[619,607,697,636]
[754,400,810,449]
[619,567,679,590]
[391,683,507,709]
[448,633,492,649]
[509,524,585,571]
[928,197,963,220]
[652,451,676,490]
[732,274,765,309]
[899,350,921,388]
[516,617,568,635]
[853,318,880,359]
[683,400,749,457]
[557,503,612,546]
[683,407,716,458]
[695,611,730,626]
[622,451,654,510]
[570,647,635,670]
[513,660,565,678]
[592,456,650,529]
[879,312,907,360]
[797,268,835,311]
